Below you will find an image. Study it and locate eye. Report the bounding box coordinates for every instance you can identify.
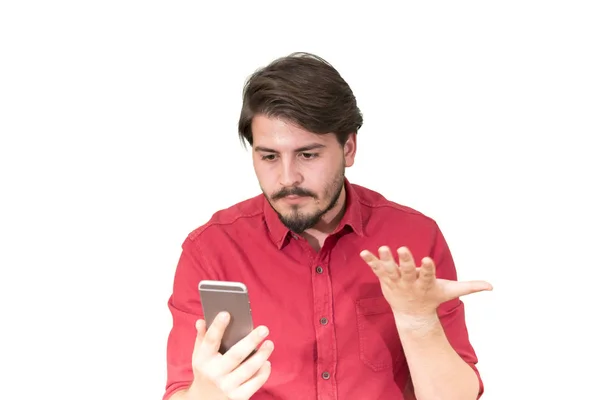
[300,152,317,160]
[261,154,277,161]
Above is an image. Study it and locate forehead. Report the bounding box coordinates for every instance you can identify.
[251,115,334,150]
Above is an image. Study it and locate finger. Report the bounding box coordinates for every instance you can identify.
[218,339,274,394]
[227,360,272,400]
[378,246,400,280]
[194,319,207,350]
[198,311,230,360]
[219,325,270,374]
[440,279,493,302]
[397,247,417,282]
[191,319,207,372]
[418,257,436,285]
[360,250,386,278]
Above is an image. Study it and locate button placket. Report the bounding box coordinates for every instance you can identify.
[312,252,336,395]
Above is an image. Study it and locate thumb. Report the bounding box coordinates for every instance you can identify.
[194,319,207,351]
[441,280,493,302]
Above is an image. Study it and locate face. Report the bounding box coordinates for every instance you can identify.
[251,115,357,234]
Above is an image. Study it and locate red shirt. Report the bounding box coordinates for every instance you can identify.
[164,180,483,400]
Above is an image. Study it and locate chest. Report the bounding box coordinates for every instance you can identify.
[207,228,432,353]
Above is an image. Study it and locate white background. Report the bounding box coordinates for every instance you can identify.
[1,1,598,399]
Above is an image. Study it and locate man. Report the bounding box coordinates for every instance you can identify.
[163,52,492,400]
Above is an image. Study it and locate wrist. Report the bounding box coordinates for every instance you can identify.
[393,312,440,336]
[184,380,204,400]
[186,377,227,400]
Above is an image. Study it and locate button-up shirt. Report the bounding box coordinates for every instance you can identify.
[163,180,483,399]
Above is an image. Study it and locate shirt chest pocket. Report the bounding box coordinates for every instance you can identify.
[355,296,406,372]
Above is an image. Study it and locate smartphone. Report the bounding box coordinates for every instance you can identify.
[198,280,255,354]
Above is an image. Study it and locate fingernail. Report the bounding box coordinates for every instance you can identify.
[400,248,410,260]
[258,326,269,337]
[219,312,229,322]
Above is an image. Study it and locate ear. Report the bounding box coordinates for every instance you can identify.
[343,133,357,167]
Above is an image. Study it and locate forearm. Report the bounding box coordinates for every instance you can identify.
[396,315,479,400]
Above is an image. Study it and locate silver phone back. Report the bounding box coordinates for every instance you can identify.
[199,280,254,354]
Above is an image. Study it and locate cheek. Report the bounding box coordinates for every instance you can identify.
[307,161,337,182]
[253,163,277,189]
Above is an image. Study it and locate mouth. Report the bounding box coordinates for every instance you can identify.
[280,195,310,204]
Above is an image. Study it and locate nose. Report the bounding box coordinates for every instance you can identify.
[279,158,302,187]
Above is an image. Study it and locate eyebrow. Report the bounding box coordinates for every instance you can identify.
[254,143,326,153]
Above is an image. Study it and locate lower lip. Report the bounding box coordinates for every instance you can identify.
[282,195,308,204]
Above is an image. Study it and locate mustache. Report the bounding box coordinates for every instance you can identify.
[272,187,316,200]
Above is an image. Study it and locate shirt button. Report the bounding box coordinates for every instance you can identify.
[316,266,323,274]
[322,371,331,380]
[320,317,328,325]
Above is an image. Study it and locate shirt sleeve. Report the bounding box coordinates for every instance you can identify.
[430,223,485,399]
[163,236,219,400]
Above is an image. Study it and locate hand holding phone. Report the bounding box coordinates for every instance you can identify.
[185,281,274,400]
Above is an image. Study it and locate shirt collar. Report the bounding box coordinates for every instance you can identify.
[263,178,364,249]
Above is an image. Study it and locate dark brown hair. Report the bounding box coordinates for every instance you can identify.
[238,52,363,147]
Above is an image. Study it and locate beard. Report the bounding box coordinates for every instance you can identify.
[265,167,345,234]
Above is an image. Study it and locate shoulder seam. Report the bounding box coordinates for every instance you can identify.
[356,197,436,223]
[188,210,264,242]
